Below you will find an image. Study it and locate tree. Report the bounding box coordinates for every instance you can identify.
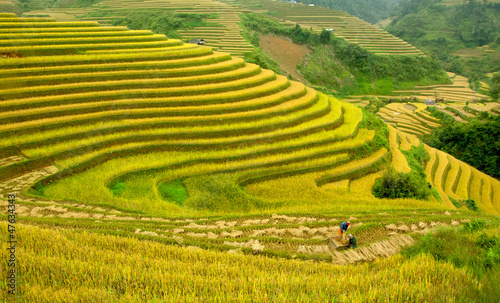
[319,29,331,44]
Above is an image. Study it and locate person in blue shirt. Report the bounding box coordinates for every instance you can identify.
[339,221,350,234]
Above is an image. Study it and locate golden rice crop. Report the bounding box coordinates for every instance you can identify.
[0,69,281,109]
[349,170,385,197]
[415,110,441,124]
[244,148,388,204]
[0,81,305,139]
[395,126,426,136]
[21,93,326,158]
[0,223,480,302]
[0,40,184,55]
[0,46,216,70]
[0,21,100,28]
[395,121,432,133]
[0,26,130,33]
[491,178,500,210]
[84,43,198,54]
[39,101,350,210]
[424,145,436,183]
[0,50,222,77]
[316,147,388,186]
[0,13,17,18]
[443,156,462,201]
[0,34,168,47]
[406,132,421,147]
[455,162,471,199]
[433,150,449,190]
[0,29,154,39]
[388,125,411,173]
[410,102,427,112]
[397,131,412,151]
[0,56,244,87]
[0,63,262,100]
[53,95,341,170]
[480,176,492,207]
[426,148,451,206]
[468,168,483,207]
[0,17,55,22]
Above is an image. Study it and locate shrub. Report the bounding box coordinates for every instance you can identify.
[464,219,487,232]
[372,166,430,199]
[109,181,126,196]
[158,179,188,205]
[463,198,479,212]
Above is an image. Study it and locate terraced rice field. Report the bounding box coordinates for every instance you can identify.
[21,0,255,57]
[226,0,424,56]
[396,72,490,103]
[376,102,442,136]
[1,17,500,301]
[0,15,405,217]
[21,0,424,57]
[424,144,500,215]
[346,72,491,105]
[1,16,497,217]
[451,45,495,58]
[0,0,17,14]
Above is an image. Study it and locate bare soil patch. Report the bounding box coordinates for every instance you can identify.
[259,35,311,83]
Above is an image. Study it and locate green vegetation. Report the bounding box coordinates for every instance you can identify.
[426,106,461,125]
[183,174,262,212]
[403,222,500,302]
[113,12,221,39]
[351,110,389,158]
[158,179,189,205]
[240,13,449,95]
[279,0,401,24]
[424,116,500,178]
[243,48,281,75]
[488,72,500,99]
[373,143,431,199]
[387,0,500,87]
[17,0,59,12]
[16,0,102,11]
[451,197,479,211]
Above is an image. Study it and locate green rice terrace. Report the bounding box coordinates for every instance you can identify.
[225,0,424,56]
[19,0,424,57]
[0,14,499,302]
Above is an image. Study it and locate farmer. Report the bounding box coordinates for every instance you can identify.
[338,221,350,244]
[338,221,350,235]
[348,234,357,249]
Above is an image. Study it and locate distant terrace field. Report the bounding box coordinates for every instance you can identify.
[225,0,424,56]
[21,0,255,58]
[19,0,424,57]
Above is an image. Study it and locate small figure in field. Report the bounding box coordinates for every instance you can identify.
[338,221,350,235]
[428,183,432,189]
[348,234,357,249]
[338,221,350,244]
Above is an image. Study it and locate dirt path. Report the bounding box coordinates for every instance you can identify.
[259,35,311,83]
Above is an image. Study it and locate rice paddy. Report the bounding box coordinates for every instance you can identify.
[0,15,499,302]
[16,0,425,57]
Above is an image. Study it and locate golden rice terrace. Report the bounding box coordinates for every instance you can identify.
[0,15,500,302]
[0,14,499,218]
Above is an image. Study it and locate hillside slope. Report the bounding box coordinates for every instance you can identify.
[0,15,499,302]
[0,14,498,216]
[15,0,425,57]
